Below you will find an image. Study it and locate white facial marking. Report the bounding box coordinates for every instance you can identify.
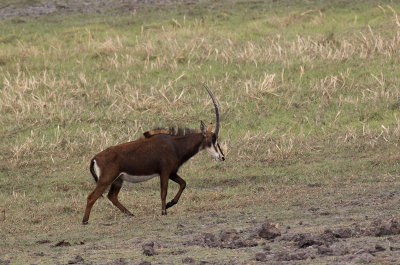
[206,146,220,160]
[205,140,225,161]
[93,159,101,178]
[119,172,158,183]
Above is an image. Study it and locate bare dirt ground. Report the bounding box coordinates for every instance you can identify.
[12,208,400,265]
[3,186,400,265]
[0,0,198,19]
[182,214,400,264]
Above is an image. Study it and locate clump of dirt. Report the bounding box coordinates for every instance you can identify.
[254,252,268,262]
[375,244,386,252]
[257,221,281,240]
[280,229,337,249]
[317,245,347,256]
[291,233,322,248]
[280,216,400,246]
[365,217,400,237]
[280,226,360,249]
[67,255,84,264]
[317,229,339,245]
[141,242,157,256]
[331,227,354,238]
[219,229,257,249]
[390,246,400,251]
[53,240,71,247]
[194,228,258,249]
[203,233,219,248]
[137,261,151,265]
[182,257,195,264]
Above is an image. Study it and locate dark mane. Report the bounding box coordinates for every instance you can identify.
[143,127,200,138]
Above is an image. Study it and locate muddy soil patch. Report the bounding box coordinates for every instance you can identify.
[182,216,400,264]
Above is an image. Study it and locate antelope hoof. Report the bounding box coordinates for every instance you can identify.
[82,220,89,225]
[166,200,176,209]
[162,210,167,215]
[127,213,134,217]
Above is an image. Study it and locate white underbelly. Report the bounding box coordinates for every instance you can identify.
[119,172,158,183]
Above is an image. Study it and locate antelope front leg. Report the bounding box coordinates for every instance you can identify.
[166,173,186,209]
[160,174,169,215]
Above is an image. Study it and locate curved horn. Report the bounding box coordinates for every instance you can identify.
[203,84,220,136]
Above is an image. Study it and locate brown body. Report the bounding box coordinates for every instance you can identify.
[82,85,225,224]
[95,133,205,177]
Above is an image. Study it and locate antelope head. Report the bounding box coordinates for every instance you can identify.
[201,85,225,161]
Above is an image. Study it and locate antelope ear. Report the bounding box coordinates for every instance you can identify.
[200,121,206,136]
[207,123,213,133]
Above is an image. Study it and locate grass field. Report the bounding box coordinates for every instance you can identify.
[1,0,400,264]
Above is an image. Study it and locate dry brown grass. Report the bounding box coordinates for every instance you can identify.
[1,1,400,264]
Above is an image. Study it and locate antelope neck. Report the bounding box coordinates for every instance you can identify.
[173,133,204,164]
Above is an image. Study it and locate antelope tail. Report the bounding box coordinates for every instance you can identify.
[90,159,98,183]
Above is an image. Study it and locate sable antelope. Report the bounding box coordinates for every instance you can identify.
[82,85,225,224]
